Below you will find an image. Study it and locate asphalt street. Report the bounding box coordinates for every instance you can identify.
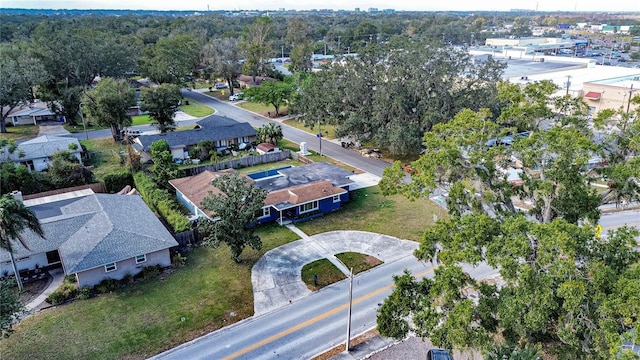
[150,255,499,360]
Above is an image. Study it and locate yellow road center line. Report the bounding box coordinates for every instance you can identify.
[223,267,435,359]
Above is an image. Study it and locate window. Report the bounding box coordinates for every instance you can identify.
[333,195,341,203]
[105,263,117,272]
[260,207,270,218]
[135,254,147,264]
[299,201,319,214]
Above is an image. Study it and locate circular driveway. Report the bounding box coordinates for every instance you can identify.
[251,230,418,315]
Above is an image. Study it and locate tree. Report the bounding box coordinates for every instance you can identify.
[241,17,273,85]
[202,37,241,95]
[244,81,295,116]
[82,77,136,141]
[197,172,268,262]
[377,93,639,357]
[257,122,283,145]
[0,194,45,292]
[292,38,505,156]
[140,83,182,133]
[47,151,95,188]
[286,18,313,73]
[0,43,48,133]
[31,22,141,126]
[150,139,182,189]
[139,34,200,85]
[1,279,24,337]
[378,214,640,358]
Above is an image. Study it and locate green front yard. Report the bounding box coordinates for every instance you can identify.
[0,125,38,141]
[283,118,338,139]
[180,98,215,117]
[0,184,442,359]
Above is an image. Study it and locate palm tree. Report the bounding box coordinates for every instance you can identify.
[258,123,283,145]
[0,194,45,292]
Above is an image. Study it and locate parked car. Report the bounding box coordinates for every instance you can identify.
[229,92,244,101]
[214,83,228,89]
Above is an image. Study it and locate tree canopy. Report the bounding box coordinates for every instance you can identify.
[197,172,268,262]
[292,39,505,156]
[140,83,182,133]
[139,34,200,85]
[244,81,295,116]
[82,77,136,141]
[377,84,640,358]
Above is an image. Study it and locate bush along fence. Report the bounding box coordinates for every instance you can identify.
[133,172,191,233]
[184,151,291,176]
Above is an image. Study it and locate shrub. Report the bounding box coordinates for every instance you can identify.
[140,265,162,280]
[103,171,133,193]
[77,286,95,300]
[171,252,187,268]
[95,279,120,294]
[46,282,78,305]
[133,172,191,232]
[121,272,134,284]
[64,275,77,283]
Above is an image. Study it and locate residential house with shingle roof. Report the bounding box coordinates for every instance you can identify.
[132,114,257,162]
[169,162,355,225]
[4,101,60,126]
[4,135,83,172]
[0,191,178,287]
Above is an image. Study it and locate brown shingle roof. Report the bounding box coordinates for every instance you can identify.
[169,169,248,216]
[265,180,346,210]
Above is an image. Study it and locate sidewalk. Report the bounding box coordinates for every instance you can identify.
[25,268,65,312]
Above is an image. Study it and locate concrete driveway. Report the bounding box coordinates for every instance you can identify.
[251,230,418,315]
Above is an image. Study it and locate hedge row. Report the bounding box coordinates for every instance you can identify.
[103,171,134,193]
[133,172,190,232]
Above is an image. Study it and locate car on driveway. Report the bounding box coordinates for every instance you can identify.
[229,92,244,101]
[214,83,228,89]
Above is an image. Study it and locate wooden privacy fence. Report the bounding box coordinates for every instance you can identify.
[173,229,206,247]
[185,151,291,176]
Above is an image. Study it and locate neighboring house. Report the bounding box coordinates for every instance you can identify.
[0,190,178,288]
[237,74,277,88]
[170,162,355,225]
[132,115,257,162]
[4,135,83,172]
[5,101,61,126]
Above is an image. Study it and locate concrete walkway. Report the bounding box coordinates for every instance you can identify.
[25,268,65,312]
[251,229,418,315]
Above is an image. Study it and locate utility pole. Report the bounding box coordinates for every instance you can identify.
[627,84,635,114]
[281,45,284,60]
[79,103,88,140]
[317,118,322,156]
[565,75,572,96]
[337,36,341,55]
[345,268,353,352]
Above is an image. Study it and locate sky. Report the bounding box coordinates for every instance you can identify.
[1,0,639,12]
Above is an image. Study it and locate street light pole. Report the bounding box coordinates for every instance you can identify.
[79,103,88,140]
[317,118,322,156]
[345,267,353,352]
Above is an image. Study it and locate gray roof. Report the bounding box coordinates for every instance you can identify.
[136,121,257,151]
[196,114,243,128]
[0,194,178,274]
[254,162,355,192]
[9,135,82,161]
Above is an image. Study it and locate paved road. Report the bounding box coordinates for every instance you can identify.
[151,254,499,360]
[180,90,392,177]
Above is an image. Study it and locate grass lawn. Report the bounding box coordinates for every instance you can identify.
[180,99,215,118]
[297,186,448,241]
[0,224,298,360]
[0,125,38,141]
[81,138,129,181]
[204,90,232,101]
[283,118,338,140]
[336,252,383,275]
[301,259,346,290]
[131,114,153,126]
[237,101,287,118]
